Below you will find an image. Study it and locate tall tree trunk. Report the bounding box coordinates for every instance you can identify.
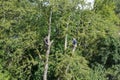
[43,8,53,80]
[64,23,69,50]
[65,38,77,77]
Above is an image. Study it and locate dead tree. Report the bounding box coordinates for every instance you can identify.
[64,23,69,50]
[43,8,53,80]
[65,38,77,77]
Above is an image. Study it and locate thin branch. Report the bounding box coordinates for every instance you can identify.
[35,48,42,59]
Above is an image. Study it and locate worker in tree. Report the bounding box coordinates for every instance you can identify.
[73,38,77,47]
[72,38,77,52]
[44,36,49,46]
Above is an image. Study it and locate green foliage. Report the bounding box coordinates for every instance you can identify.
[115,0,120,14]
[89,64,106,80]
[55,53,90,80]
[106,64,120,80]
[0,0,120,80]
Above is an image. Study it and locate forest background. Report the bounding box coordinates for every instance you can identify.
[0,0,120,80]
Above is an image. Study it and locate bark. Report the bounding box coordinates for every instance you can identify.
[72,44,77,53]
[64,23,69,50]
[43,8,53,80]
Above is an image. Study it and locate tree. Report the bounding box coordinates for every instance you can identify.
[0,0,120,80]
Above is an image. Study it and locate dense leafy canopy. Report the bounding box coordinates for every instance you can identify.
[0,0,120,80]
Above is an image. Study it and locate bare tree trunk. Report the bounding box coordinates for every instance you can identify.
[43,46,50,80]
[64,23,69,50]
[43,8,53,80]
[65,39,77,76]
[64,34,68,50]
[72,45,77,53]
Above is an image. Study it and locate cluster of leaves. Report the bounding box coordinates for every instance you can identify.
[0,0,120,80]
